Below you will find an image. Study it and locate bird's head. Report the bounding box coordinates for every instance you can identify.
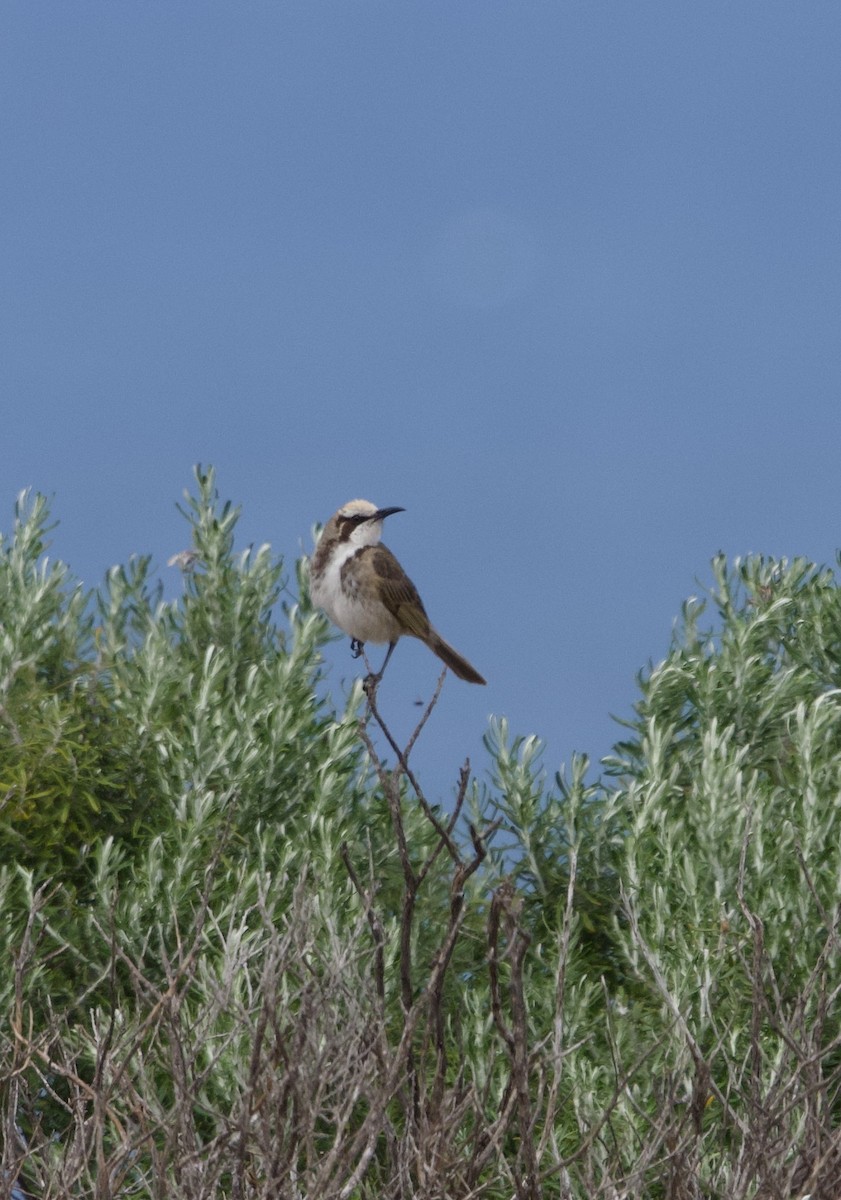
[322,499,405,549]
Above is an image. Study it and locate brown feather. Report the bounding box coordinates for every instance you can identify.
[368,547,431,638]
[427,633,487,684]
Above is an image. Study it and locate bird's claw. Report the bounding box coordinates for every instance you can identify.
[363,672,381,698]
[350,638,364,659]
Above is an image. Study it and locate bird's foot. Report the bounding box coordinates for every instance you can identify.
[363,671,382,698]
[350,638,364,660]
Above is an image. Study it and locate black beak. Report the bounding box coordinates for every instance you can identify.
[373,506,405,521]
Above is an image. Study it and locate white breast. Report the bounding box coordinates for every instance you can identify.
[310,542,400,644]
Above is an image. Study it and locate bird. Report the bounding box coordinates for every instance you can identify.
[309,499,486,686]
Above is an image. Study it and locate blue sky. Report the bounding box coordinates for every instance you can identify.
[3,3,840,798]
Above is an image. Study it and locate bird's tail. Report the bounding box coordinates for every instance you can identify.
[426,631,486,685]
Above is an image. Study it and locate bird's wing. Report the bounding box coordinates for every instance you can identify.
[368,546,431,638]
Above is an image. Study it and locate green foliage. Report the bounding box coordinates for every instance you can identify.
[0,490,143,878]
[598,553,841,1193]
[482,718,623,985]
[0,472,367,893]
[613,552,841,973]
[2,481,841,1197]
